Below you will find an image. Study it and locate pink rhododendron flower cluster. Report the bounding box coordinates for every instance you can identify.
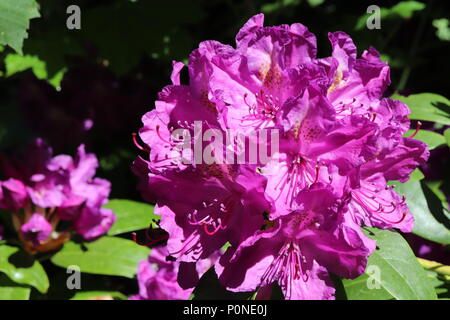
[0,138,115,253]
[133,14,429,299]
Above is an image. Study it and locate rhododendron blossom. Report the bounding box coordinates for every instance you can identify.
[133,14,429,300]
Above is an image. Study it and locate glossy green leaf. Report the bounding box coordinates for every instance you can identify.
[51,237,150,278]
[0,0,40,54]
[444,128,450,147]
[409,168,425,181]
[105,199,158,236]
[0,274,31,300]
[426,181,449,210]
[70,290,127,300]
[392,180,450,244]
[5,54,45,77]
[0,245,49,293]
[4,54,66,89]
[403,129,445,150]
[342,228,437,300]
[392,93,450,125]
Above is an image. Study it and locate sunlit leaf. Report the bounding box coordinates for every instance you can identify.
[0,274,31,300]
[0,245,49,293]
[392,180,450,244]
[51,237,150,278]
[0,0,40,54]
[410,168,425,181]
[342,228,437,300]
[4,54,66,89]
[355,1,425,30]
[105,199,158,236]
[444,128,450,147]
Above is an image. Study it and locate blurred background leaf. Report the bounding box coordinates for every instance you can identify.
[433,18,450,41]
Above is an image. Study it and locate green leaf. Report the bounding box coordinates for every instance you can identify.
[105,199,158,236]
[425,181,449,209]
[355,1,425,30]
[70,290,127,300]
[51,237,150,278]
[409,168,425,181]
[306,0,324,7]
[5,53,45,77]
[386,1,425,19]
[391,93,450,125]
[4,54,66,89]
[433,18,450,42]
[0,0,40,54]
[0,245,49,294]
[444,128,450,147]
[403,129,446,150]
[0,274,31,300]
[261,0,301,14]
[342,228,437,300]
[392,180,450,244]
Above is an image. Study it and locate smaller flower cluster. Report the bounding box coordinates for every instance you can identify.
[0,139,115,253]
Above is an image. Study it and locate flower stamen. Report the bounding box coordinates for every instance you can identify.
[132,132,150,153]
[408,121,422,139]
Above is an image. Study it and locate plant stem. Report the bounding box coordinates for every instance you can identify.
[418,257,450,277]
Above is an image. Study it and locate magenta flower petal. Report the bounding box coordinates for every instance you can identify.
[0,178,28,211]
[217,184,374,299]
[20,213,52,246]
[73,207,116,240]
[361,137,429,183]
[131,247,197,300]
[347,172,414,232]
